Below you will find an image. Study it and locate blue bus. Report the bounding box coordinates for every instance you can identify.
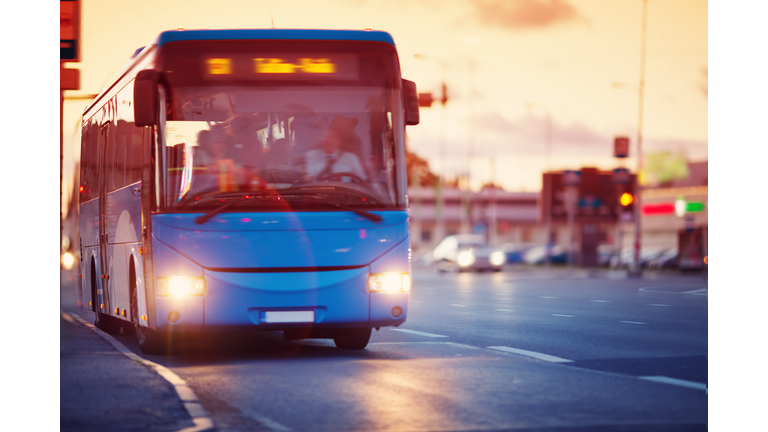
[78,29,420,354]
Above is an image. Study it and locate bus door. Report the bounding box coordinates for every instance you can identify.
[98,123,112,313]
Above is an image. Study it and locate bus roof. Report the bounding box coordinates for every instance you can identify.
[84,29,396,118]
[155,29,396,47]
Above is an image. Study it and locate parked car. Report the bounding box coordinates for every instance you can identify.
[523,245,576,265]
[610,246,671,269]
[597,245,616,266]
[433,234,506,272]
[500,243,541,264]
[647,247,678,269]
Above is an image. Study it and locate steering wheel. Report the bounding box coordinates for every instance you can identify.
[317,171,365,184]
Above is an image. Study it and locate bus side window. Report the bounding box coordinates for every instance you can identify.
[114,120,128,190]
[80,126,89,202]
[126,124,142,185]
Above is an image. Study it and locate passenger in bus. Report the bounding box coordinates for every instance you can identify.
[305,116,367,182]
[264,138,291,170]
[229,116,262,170]
[197,126,256,191]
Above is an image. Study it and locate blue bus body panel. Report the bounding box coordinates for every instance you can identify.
[151,211,408,269]
[203,267,370,330]
[156,29,395,47]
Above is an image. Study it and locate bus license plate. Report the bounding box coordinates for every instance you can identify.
[264,311,315,323]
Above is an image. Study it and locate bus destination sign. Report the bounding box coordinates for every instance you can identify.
[203,54,358,80]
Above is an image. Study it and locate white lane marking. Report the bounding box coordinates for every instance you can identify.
[620,321,647,325]
[496,309,514,312]
[590,300,612,303]
[391,328,449,338]
[449,304,466,307]
[539,296,558,299]
[488,346,573,363]
[639,376,708,391]
[647,304,670,307]
[411,300,423,303]
[552,314,574,317]
[639,286,708,295]
[240,407,292,431]
[681,288,708,295]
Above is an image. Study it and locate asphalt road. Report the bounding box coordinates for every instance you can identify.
[65,267,708,432]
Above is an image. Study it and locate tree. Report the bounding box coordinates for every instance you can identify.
[405,150,437,187]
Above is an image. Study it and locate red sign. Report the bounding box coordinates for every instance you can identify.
[60,1,80,62]
[642,203,675,215]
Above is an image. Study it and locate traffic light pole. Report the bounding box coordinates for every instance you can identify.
[631,0,648,277]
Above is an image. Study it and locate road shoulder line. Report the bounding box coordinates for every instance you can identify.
[65,311,215,432]
[639,375,708,391]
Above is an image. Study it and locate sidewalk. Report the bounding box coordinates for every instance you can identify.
[60,271,201,432]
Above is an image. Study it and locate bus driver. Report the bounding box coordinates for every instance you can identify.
[305,116,367,182]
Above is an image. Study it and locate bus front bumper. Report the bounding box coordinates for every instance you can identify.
[153,267,408,332]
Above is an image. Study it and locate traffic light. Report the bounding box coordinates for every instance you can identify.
[418,93,434,107]
[619,192,633,207]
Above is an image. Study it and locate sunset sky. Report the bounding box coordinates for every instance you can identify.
[60,0,707,206]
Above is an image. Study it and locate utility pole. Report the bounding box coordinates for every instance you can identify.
[413,54,449,245]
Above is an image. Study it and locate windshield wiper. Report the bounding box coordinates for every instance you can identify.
[303,195,382,222]
[195,199,241,224]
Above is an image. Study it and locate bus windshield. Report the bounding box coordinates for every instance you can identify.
[155,40,406,213]
[161,86,403,212]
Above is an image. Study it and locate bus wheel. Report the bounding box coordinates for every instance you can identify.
[333,328,371,350]
[130,269,167,355]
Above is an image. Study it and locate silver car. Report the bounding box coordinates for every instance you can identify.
[432,234,506,272]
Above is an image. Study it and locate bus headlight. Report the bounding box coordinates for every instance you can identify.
[368,273,411,293]
[156,277,206,297]
[490,251,506,266]
[457,251,475,267]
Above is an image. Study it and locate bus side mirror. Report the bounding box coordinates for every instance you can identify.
[134,70,161,127]
[402,79,420,126]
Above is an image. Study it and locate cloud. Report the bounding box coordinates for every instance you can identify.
[474,113,609,155]
[470,0,584,30]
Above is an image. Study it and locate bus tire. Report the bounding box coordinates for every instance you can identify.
[130,264,168,355]
[92,260,120,335]
[333,328,371,350]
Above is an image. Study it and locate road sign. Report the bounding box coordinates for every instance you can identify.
[614,136,629,158]
[60,0,81,62]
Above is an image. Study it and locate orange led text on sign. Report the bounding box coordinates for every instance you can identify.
[207,58,233,75]
[254,58,335,74]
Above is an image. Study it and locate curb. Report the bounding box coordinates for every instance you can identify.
[63,310,215,432]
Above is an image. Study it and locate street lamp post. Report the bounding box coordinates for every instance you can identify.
[527,102,552,266]
[463,36,482,234]
[413,54,448,244]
